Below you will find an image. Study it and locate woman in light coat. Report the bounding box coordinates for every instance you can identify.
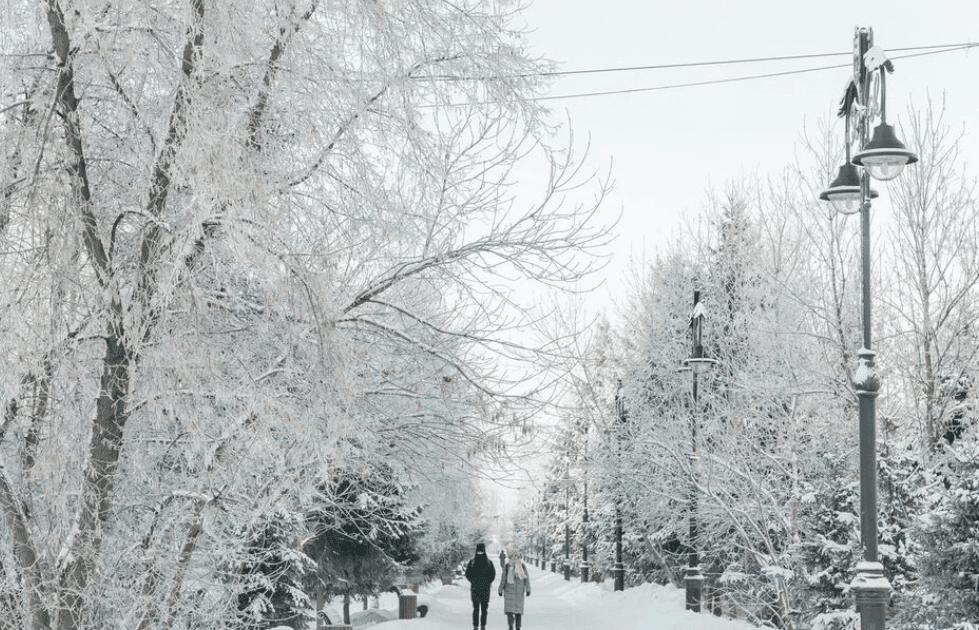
[497,546,531,630]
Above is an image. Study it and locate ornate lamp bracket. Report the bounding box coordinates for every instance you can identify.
[852,348,880,396]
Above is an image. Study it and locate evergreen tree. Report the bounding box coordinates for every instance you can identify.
[898,440,979,629]
[788,454,861,630]
[236,508,316,630]
[305,465,422,624]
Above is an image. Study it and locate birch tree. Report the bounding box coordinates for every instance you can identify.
[0,1,607,628]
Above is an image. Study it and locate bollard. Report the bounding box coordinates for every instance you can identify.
[398,593,417,619]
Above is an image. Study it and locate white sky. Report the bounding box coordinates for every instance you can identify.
[517,0,979,305]
[482,0,978,515]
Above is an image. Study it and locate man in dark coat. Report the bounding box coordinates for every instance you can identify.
[464,542,496,630]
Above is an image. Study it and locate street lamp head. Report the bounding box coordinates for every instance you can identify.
[852,123,918,181]
[683,356,717,375]
[685,291,717,374]
[819,162,879,214]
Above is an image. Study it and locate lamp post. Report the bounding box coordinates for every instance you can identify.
[540,503,549,571]
[580,426,590,583]
[563,477,572,581]
[580,479,589,583]
[682,290,716,613]
[537,507,542,568]
[540,506,548,570]
[550,493,557,572]
[613,379,627,592]
[818,27,918,630]
[532,504,538,567]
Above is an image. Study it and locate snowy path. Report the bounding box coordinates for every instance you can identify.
[357,562,759,630]
[417,567,611,630]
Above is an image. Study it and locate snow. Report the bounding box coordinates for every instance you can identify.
[341,561,760,630]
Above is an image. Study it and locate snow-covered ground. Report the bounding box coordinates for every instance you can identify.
[342,560,759,630]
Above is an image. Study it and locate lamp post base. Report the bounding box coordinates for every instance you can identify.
[684,567,704,612]
[613,562,625,592]
[853,561,890,630]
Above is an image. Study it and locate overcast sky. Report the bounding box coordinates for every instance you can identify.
[517,0,978,305]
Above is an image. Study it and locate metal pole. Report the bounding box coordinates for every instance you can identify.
[580,485,589,583]
[564,483,571,581]
[614,508,624,591]
[685,367,703,612]
[851,26,889,630]
[563,522,571,580]
[613,379,626,591]
[685,291,704,613]
[537,506,547,569]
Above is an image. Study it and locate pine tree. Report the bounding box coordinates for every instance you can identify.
[236,508,316,630]
[788,454,861,630]
[899,441,979,629]
[305,466,422,624]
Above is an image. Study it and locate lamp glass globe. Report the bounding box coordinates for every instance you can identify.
[862,156,907,181]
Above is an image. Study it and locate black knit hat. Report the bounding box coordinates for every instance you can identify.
[476,543,486,553]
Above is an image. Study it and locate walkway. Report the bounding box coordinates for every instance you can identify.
[366,560,755,630]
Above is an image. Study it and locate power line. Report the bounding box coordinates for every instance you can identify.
[535,42,976,78]
[533,43,978,102]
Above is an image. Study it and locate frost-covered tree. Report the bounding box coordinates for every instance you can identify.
[787,453,861,630]
[611,251,701,587]
[898,439,979,629]
[885,98,979,452]
[555,314,623,581]
[304,465,421,624]
[607,173,870,627]
[0,1,607,628]
[235,509,316,630]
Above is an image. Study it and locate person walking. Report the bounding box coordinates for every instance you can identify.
[465,542,496,630]
[498,545,531,630]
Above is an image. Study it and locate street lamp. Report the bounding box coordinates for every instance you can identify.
[563,474,572,581]
[538,505,545,569]
[613,379,628,592]
[532,503,539,568]
[580,478,589,583]
[681,290,716,613]
[540,504,548,570]
[818,27,918,630]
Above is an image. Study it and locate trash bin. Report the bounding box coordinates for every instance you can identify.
[398,593,417,619]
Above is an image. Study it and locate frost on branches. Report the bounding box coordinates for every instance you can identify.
[0,1,608,629]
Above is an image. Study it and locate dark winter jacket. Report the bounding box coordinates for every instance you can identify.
[465,553,497,600]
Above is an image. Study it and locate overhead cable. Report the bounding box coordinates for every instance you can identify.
[535,42,976,79]
[534,43,978,101]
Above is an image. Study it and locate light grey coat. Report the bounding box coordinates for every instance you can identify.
[497,562,531,614]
